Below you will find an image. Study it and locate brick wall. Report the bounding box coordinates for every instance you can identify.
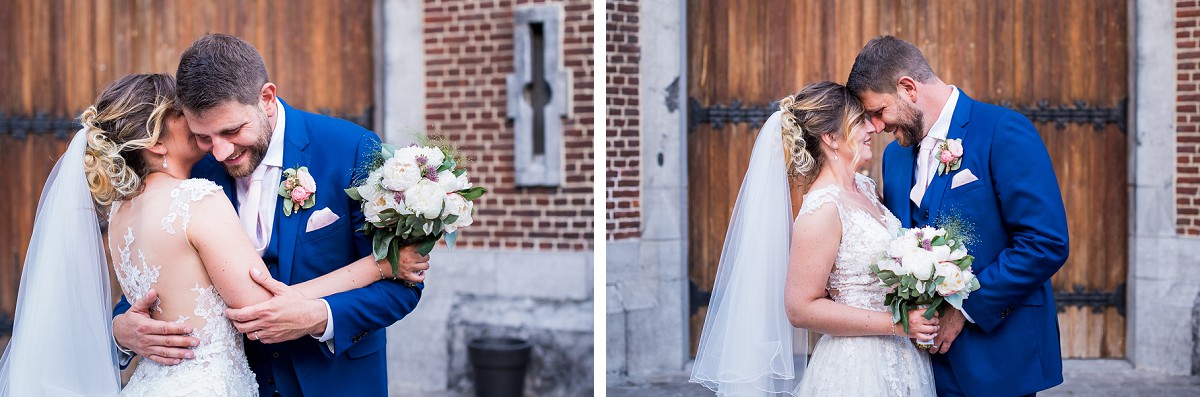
[1179,0,1200,235]
[605,0,640,240]
[424,0,594,250]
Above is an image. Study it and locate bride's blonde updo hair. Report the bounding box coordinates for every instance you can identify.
[81,74,179,206]
[778,81,868,179]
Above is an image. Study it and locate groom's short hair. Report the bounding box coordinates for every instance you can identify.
[176,33,271,113]
[846,36,936,95]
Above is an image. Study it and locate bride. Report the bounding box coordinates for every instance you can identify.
[0,74,397,396]
[690,81,939,396]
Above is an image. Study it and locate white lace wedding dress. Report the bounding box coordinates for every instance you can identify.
[792,174,935,397]
[109,179,258,397]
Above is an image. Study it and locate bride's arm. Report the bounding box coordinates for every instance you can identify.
[783,204,938,340]
[188,194,391,309]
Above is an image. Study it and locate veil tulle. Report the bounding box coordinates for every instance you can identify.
[0,129,121,396]
[690,111,807,396]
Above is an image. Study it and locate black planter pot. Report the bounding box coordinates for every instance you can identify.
[467,337,532,397]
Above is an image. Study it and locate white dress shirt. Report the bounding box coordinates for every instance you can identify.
[235,98,336,349]
[910,86,960,207]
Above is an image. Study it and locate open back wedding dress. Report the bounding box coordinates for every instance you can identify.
[108,178,257,397]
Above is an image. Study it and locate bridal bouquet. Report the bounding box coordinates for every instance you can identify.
[871,225,980,346]
[345,140,486,274]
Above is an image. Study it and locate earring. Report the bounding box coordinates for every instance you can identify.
[833,152,839,161]
[162,158,169,169]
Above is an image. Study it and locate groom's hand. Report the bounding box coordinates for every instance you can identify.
[929,307,966,354]
[113,289,200,365]
[225,269,328,344]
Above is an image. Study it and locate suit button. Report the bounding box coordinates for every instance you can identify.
[272,352,280,359]
[923,210,930,218]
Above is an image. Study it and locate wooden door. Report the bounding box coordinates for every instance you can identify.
[687,0,1128,358]
[0,0,375,342]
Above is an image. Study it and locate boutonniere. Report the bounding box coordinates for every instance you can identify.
[937,139,964,175]
[279,166,316,216]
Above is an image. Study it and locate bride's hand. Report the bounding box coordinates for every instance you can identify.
[903,308,940,341]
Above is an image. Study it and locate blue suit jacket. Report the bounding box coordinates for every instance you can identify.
[115,100,421,397]
[880,92,1068,397]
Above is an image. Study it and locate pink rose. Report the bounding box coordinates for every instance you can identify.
[291,185,312,203]
[939,150,954,163]
[284,180,295,190]
[947,139,964,157]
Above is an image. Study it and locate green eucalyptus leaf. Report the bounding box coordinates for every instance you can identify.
[346,187,362,201]
[417,238,437,256]
[459,187,487,200]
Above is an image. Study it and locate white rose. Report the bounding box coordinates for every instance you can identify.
[442,193,474,233]
[947,139,964,157]
[404,179,447,219]
[935,262,967,296]
[380,157,423,192]
[901,249,937,280]
[437,170,462,192]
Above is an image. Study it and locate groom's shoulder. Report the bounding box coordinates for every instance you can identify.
[290,107,382,155]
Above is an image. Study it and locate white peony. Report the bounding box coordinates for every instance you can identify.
[364,189,399,224]
[929,245,952,262]
[442,193,474,233]
[949,247,968,261]
[380,157,423,192]
[878,258,908,276]
[888,231,919,259]
[901,249,937,280]
[436,170,463,192]
[396,146,446,168]
[935,262,968,296]
[404,179,447,219]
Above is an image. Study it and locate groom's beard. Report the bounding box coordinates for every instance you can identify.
[224,112,272,178]
[892,104,925,148]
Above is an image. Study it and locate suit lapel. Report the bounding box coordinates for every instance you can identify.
[273,100,311,284]
[919,91,974,226]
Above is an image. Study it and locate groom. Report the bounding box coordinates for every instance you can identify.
[113,34,429,396]
[847,36,1069,397]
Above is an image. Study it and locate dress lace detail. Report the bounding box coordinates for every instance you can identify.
[111,179,256,397]
[793,174,935,397]
[161,179,222,235]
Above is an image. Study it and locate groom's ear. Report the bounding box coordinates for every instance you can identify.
[896,76,919,103]
[259,83,278,117]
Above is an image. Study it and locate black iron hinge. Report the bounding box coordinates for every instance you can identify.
[689,97,1128,134]
[0,107,375,141]
[689,279,713,317]
[1054,283,1126,316]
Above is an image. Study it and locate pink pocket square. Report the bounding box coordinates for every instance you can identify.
[306,207,340,232]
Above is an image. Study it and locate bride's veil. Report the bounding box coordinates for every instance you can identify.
[690,111,806,395]
[0,129,121,396]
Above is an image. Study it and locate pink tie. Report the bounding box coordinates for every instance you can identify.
[239,166,268,256]
[910,137,939,206]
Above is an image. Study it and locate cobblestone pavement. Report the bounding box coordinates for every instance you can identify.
[607,360,1200,396]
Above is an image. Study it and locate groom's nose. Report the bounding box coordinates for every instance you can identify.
[211,138,235,161]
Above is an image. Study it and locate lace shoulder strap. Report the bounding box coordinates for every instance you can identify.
[854,173,879,196]
[162,178,223,234]
[798,185,842,217]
